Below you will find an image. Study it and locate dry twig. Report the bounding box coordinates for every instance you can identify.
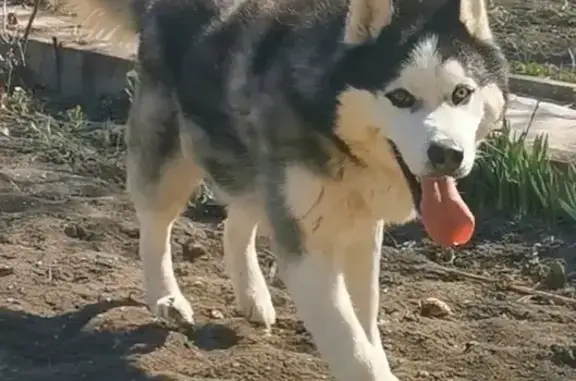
[0,0,42,90]
[421,264,576,308]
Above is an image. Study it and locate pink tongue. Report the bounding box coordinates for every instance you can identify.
[420,176,475,247]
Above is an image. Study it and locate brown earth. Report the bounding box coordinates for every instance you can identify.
[492,0,575,67]
[0,120,575,381]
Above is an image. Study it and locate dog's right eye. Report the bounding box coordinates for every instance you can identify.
[385,88,416,109]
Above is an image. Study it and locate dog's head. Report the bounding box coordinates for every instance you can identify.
[342,0,508,180]
[337,0,509,245]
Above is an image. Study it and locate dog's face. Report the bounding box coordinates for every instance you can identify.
[343,0,508,180]
[374,35,506,179]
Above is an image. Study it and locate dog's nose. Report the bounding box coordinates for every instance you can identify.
[427,141,464,174]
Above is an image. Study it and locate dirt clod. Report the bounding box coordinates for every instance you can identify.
[419,297,453,318]
[182,240,207,262]
[543,261,568,290]
[463,340,479,353]
[210,309,224,319]
[550,344,576,368]
[63,223,89,239]
[0,265,15,276]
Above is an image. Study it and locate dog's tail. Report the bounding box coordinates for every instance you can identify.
[58,0,140,46]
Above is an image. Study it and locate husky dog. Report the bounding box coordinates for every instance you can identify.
[63,0,508,379]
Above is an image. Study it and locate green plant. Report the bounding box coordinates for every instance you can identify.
[0,82,126,183]
[125,68,139,103]
[509,60,576,83]
[461,118,576,225]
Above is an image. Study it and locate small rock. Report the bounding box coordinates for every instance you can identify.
[441,250,455,263]
[544,261,567,290]
[120,225,139,239]
[6,13,17,27]
[463,340,479,353]
[550,344,576,368]
[419,297,453,318]
[416,370,430,377]
[182,240,207,262]
[0,265,14,277]
[64,224,88,239]
[210,309,224,319]
[64,225,78,238]
[377,318,389,326]
[0,233,11,244]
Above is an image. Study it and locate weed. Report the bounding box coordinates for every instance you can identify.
[510,61,576,83]
[461,119,576,225]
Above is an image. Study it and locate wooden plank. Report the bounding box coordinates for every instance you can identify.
[509,74,576,105]
[505,95,576,163]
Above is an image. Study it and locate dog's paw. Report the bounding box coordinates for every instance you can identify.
[152,294,195,326]
[237,290,276,329]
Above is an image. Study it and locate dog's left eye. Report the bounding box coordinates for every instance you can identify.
[451,85,474,106]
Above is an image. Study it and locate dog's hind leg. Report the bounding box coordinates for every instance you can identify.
[126,77,201,326]
[224,203,276,329]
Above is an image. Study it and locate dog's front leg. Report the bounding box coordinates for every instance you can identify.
[264,162,398,380]
[343,219,398,379]
[343,219,385,349]
[280,248,398,381]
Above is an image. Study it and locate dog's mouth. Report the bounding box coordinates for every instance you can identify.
[388,140,475,247]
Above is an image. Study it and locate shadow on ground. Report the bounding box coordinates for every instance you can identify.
[0,298,170,381]
[0,297,242,381]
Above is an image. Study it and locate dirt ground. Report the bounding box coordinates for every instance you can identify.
[491,0,575,68]
[0,120,575,381]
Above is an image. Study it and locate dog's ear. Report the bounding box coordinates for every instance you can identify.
[344,0,393,44]
[457,0,493,40]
